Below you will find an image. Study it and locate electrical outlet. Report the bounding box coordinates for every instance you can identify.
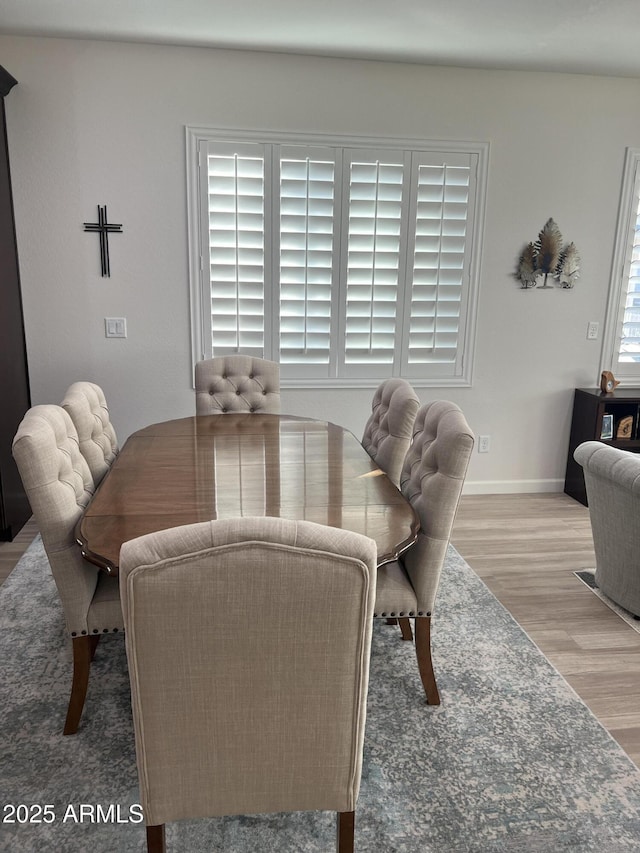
[587,321,599,340]
[478,435,491,453]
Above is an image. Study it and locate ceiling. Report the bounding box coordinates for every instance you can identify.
[1,0,640,78]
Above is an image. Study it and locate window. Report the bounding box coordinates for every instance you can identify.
[604,147,640,379]
[187,128,489,386]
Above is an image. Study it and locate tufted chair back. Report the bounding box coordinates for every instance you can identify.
[399,400,475,612]
[120,516,377,852]
[361,378,420,487]
[195,356,280,415]
[12,405,124,734]
[12,405,98,629]
[62,381,119,486]
[373,400,474,705]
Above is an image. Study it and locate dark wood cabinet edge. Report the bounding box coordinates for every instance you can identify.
[0,67,17,99]
[565,387,640,506]
[0,66,31,540]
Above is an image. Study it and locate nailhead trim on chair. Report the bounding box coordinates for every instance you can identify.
[376,610,414,617]
[71,627,121,636]
[373,610,430,617]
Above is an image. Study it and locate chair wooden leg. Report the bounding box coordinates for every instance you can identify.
[398,617,413,641]
[63,635,93,735]
[89,634,101,660]
[385,617,398,625]
[414,616,441,705]
[146,824,166,853]
[337,811,355,853]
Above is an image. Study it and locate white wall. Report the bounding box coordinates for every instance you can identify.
[2,35,639,492]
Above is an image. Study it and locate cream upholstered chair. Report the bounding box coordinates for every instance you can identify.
[12,405,124,735]
[375,400,474,705]
[574,441,640,617]
[119,517,376,853]
[362,378,420,487]
[195,355,280,415]
[61,381,118,485]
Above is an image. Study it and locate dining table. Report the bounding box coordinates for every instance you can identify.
[75,413,419,575]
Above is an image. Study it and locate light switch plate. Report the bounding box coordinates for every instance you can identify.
[105,317,127,338]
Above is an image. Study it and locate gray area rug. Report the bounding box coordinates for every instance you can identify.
[574,569,640,634]
[3,537,640,852]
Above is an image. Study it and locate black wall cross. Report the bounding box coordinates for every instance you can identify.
[84,204,122,277]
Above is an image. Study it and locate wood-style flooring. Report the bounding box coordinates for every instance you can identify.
[1,494,638,767]
[0,516,38,585]
[452,492,640,769]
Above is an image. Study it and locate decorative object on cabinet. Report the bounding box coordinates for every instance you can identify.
[600,370,620,394]
[616,415,634,439]
[600,414,614,440]
[565,387,640,506]
[515,218,580,289]
[0,66,31,541]
[83,204,122,277]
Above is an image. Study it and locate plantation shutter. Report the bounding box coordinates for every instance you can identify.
[402,151,476,378]
[615,156,640,371]
[190,128,486,384]
[277,146,339,378]
[205,141,267,357]
[340,151,408,377]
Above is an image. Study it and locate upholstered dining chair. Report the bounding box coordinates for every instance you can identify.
[374,400,474,705]
[61,380,119,486]
[362,378,420,487]
[194,355,280,415]
[12,405,124,735]
[119,516,377,853]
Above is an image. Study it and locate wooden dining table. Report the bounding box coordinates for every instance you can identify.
[76,413,419,575]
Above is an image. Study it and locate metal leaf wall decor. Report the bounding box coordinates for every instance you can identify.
[515,218,580,289]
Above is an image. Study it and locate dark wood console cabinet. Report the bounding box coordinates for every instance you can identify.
[0,66,31,540]
[564,386,640,506]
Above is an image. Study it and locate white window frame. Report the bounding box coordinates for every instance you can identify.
[603,147,640,383]
[186,126,489,388]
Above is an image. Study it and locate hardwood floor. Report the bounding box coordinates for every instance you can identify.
[1,494,639,767]
[0,516,38,585]
[452,492,640,769]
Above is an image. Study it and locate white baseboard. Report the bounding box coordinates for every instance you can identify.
[463,479,564,495]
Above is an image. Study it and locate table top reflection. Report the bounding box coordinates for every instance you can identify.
[76,414,419,575]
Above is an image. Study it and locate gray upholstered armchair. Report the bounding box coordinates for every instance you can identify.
[362,378,420,487]
[61,381,119,485]
[375,400,474,704]
[574,441,640,617]
[119,517,376,853]
[12,405,123,734]
[194,355,280,415]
